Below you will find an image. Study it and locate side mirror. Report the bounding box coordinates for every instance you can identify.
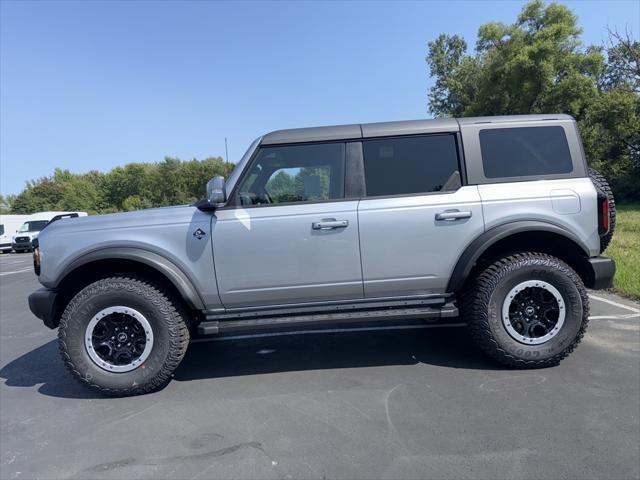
[206,176,226,205]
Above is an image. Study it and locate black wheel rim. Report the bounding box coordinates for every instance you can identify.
[85,306,154,372]
[502,280,566,345]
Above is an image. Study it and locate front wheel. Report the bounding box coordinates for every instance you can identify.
[59,276,190,396]
[462,253,589,368]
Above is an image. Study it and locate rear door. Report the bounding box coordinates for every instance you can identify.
[357,133,484,297]
[213,141,364,308]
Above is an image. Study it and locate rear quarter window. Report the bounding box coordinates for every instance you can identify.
[480,126,573,178]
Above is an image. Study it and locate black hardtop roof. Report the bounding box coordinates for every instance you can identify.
[260,114,574,145]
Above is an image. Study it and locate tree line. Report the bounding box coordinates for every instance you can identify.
[1,157,234,214]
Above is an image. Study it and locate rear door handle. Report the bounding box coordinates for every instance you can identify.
[435,210,472,221]
[312,219,349,230]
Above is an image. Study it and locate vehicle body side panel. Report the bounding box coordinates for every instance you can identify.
[358,186,484,297]
[37,206,222,309]
[446,220,594,293]
[212,201,363,308]
[477,178,600,257]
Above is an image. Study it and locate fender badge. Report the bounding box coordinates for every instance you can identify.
[193,228,206,240]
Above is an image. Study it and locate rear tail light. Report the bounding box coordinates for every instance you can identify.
[32,238,40,276]
[598,193,609,235]
[33,248,41,276]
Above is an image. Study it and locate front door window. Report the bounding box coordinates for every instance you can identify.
[236,143,345,206]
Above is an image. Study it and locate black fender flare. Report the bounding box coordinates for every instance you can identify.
[55,247,205,310]
[446,221,591,293]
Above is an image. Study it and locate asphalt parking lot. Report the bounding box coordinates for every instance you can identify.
[1,252,639,480]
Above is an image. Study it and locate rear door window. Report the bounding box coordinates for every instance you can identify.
[480,126,573,178]
[362,134,461,197]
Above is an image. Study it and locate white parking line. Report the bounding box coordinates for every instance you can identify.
[0,268,33,276]
[589,294,640,314]
[589,314,640,320]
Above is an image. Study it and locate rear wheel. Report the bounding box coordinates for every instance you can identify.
[462,252,589,368]
[59,276,190,396]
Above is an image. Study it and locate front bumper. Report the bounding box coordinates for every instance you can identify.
[587,256,616,290]
[12,240,32,251]
[28,288,60,329]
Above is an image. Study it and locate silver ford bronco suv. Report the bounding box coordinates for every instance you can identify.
[29,114,616,396]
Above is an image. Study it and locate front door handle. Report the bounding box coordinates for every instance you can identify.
[435,210,472,221]
[312,219,349,230]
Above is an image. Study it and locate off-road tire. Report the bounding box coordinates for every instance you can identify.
[462,252,589,368]
[588,167,616,252]
[58,276,190,396]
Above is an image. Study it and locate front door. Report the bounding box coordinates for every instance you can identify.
[213,141,363,308]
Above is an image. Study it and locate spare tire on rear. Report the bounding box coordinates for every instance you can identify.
[588,168,616,253]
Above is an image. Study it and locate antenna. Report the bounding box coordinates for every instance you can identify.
[225,137,229,163]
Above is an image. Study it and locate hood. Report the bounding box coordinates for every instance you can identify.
[38,205,200,238]
[15,230,40,238]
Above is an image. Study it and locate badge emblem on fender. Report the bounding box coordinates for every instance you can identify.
[193,228,206,240]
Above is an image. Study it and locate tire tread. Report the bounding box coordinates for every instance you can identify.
[58,276,189,397]
[463,252,589,369]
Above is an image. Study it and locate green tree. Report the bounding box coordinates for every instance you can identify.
[100,163,155,211]
[0,194,15,214]
[602,27,640,93]
[266,170,296,201]
[426,0,640,201]
[122,195,154,212]
[54,169,102,213]
[11,178,66,213]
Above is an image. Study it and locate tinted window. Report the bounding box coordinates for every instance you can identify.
[19,220,48,232]
[480,126,573,178]
[237,143,345,206]
[363,135,461,197]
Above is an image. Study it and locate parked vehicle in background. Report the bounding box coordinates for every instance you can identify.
[28,114,616,396]
[0,215,30,253]
[13,211,87,253]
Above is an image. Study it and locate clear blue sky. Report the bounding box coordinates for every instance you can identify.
[1,0,638,195]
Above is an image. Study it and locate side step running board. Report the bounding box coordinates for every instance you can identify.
[198,303,458,335]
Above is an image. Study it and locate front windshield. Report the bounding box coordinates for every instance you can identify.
[19,220,49,233]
